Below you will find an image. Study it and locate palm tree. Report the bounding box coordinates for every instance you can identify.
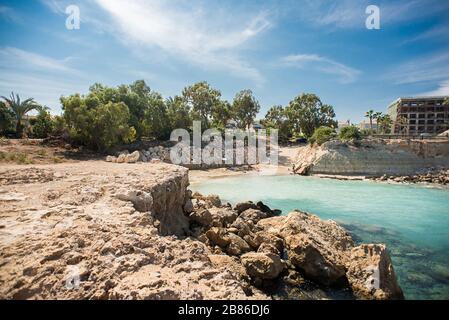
[1,92,41,138]
[365,110,375,132]
[444,97,449,105]
[377,114,393,134]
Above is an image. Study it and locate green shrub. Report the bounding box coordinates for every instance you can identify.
[309,126,336,145]
[339,125,361,142]
[32,110,55,138]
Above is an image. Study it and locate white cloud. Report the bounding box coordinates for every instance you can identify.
[93,0,271,84]
[0,5,20,22]
[387,52,449,85]
[281,54,361,84]
[421,80,449,96]
[0,47,78,74]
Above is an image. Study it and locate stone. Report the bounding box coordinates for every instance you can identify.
[125,151,141,163]
[226,233,252,256]
[346,244,404,300]
[115,189,153,212]
[240,252,285,280]
[189,208,213,226]
[257,243,280,255]
[205,227,230,248]
[208,207,238,227]
[183,199,194,214]
[239,208,268,224]
[192,192,221,208]
[254,232,284,253]
[234,201,258,213]
[116,154,126,163]
[105,155,116,162]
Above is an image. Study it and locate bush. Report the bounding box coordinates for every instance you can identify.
[32,110,55,138]
[339,125,361,142]
[309,126,336,145]
[61,94,136,151]
[0,101,15,135]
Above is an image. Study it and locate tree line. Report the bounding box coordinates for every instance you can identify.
[1,80,345,150]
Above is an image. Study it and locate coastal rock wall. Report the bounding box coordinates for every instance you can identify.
[293,139,449,176]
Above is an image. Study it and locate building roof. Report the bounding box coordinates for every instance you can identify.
[387,96,449,108]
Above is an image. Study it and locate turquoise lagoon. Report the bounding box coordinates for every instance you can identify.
[192,175,449,299]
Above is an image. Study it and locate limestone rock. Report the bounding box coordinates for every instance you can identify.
[115,189,153,212]
[346,244,404,300]
[189,208,213,226]
[125,151,140,163]
[234,201,258,213]
[208,206,238,227]
[105,155,117,162]
[241,252,284,280]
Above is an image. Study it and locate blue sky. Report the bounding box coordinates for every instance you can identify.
[1,0,449,122]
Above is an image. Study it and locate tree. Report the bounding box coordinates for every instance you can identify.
[166,96,191,131]
[377,114,393,134]
[364,110,382,132]
[32,108,55,138]
[309,126,336,145]
[262,105,292,142]
[211,100,233,131]
[339,125,361,142]
[142,92,170,140]
[285,93,337,138]
[1,92,41,137]
[61,93,136,151]
[182,81,221,129]
[232,89,260,129]
[0,101,15,135]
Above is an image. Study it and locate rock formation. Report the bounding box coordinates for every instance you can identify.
[293,139,449,176]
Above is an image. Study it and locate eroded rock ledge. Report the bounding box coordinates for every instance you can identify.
[0,162,403,300]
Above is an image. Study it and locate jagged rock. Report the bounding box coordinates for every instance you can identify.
[208,254,248,280]
[346,244,404,300]
[257,243,280,255]
[105,155,117,162]
[192,192,221,208]
[183,199,194,214]
[116,154,126,163]
[189,208,213,226]
[257,211,354,286]
[234,201,258,213]
[254,232,284,253]
[241,252,285,280]
[208,207,238,227]
[125,151,140,163]
[239,208,268,224]
[230,217,253,238]
[115,189,153,212]
[205,228,251,256]
[205,227,230,247]
[226,233,252,256]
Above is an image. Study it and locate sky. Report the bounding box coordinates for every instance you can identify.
[0,0,449,123]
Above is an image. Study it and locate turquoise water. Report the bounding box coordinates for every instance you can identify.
[192,175,449,299]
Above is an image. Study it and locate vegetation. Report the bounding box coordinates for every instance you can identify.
[261,105,292,142]
[444,97,449,105]
[309,126,336,145]
[285,93,337,138]
[1,92,41,137]
[30,109,55,138]
[0,101,15,135]
[2,82,340,150]
[376,114,393,134]
[232,89,260,129]
[339,125,361,142]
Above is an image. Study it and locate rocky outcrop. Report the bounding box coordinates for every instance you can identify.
[346,244,404,300]
[367,168,449,185]
[293,139,449,176]
[0,163,258,300]
[188,193,403,300]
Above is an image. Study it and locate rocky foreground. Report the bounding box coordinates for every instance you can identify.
[0,162,403,299]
